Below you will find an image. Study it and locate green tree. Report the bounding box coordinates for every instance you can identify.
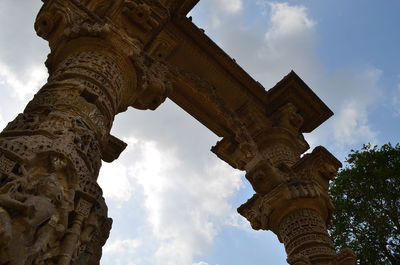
[329,143,400,265]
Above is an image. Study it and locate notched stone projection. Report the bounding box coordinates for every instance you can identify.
[0,0,357,264]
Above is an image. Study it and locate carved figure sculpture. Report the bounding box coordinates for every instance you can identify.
[0,172,65,263]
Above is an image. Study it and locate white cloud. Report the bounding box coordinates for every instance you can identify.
[332,102,377,146]
[193,262,210,265]
[267,2,315,38]
[198,0,242,14]
[0,1,49,101]
[102,239,142,265]
[255,2,318,84]
[306,67,381,151]
[98,161,133,203]
[128,139,180,231]
[103,239,142,255]
[0,62,47,100]
[116,135,242,265]
[195,0,318,90]
[0,113,4,131]
[217,0,242,14]
[191,0,242,29]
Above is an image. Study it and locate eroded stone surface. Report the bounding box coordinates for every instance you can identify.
[0,0,356,264]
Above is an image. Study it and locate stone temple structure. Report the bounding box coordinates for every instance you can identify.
[0,0,357,264]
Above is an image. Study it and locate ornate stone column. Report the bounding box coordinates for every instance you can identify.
[213,75,357,265]
[0,1,171,264]
[237,109,357,265]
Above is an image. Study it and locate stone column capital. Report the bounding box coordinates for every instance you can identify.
[35,0,173,112]
[239,146,341,231]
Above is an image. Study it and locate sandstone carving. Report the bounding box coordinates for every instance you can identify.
[0,0,356,264]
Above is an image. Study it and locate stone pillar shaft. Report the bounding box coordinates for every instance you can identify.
[0,47,123,265]
[0,1,171,264]
[279,209,336,264]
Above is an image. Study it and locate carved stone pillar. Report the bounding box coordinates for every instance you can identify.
[213,75,357,265]
[236,102,357,264]
[0,1,171,264]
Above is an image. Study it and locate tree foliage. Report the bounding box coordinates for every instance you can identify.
[329,143,400,265]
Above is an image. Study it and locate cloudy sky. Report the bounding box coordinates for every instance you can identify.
[1,1,400,265]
